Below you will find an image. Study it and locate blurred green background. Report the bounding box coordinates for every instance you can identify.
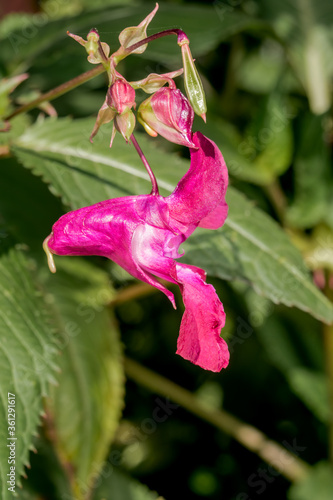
[0,1,333,499]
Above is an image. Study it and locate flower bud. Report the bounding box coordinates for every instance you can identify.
[138,88,196,148]
[107,80,136,115]
[68,29,110,65]
[130,68,183,94]
[114,110,136,145]
[179,41,207,122]
[113,3,159,64]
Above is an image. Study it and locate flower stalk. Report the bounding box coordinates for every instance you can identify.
[124,357,311,483]
[130,133,159,196]
[4,65,105,121]
[324,282,333,468]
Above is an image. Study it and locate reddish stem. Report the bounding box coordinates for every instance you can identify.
[130,134,159,196]
[125,29,189,55]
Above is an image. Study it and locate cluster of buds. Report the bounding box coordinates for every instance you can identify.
[68,3,207,149]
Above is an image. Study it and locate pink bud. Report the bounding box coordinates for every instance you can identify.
[107,80,136,115]
[138,88,196,148]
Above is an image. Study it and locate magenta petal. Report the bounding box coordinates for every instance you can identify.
[173,264,229,372]
[198,201,228,229]
[167,132,228,227]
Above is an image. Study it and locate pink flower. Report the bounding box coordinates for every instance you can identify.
[138,88,196,148]
[43,132,229,372]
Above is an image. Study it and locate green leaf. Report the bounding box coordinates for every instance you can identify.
[0,157,63,255]
[147,3,270,64]
[201,93,293,185]
[257,0,333,114]
[288,462,333,500]
[0,3,269,71]
[288,367,329,423]
[11,116,333,323]
[234,42,298,95]
[92,469,162,500]
[286,113,333,229]
[42,257,124,499]
[255,313,329,420]
[15,433,72,500]
[246,93,293,182]
[185,188,333,323]
[0,248,58,500]
[0,115,31,147]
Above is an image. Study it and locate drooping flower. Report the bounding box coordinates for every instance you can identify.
[43,132,229,372]
[138,87,196,148]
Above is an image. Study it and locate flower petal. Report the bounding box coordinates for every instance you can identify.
[132,224,229,372]
[198,201,228,230]
[46,195,177,306]
[173,264,229,372]
[167,131,228,227]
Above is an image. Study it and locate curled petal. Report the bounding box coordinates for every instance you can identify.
[173,264,229,372]
[167,132,228,227]
[132,224,229,371]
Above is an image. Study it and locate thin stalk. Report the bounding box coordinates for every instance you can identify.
[124,357,311,483]
[5,29,188,121]
[4,65,105,121]
[125,29,188,55]
[110,279,172,307]
[264,180,288,224]
[130,133,159,195]
[324,283,333,467]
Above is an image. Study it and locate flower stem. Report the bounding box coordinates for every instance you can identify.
[324,282,333,468]
[130,133,159,195]
[4,65,105,121]
[124,357,311,483]
[125,29,189,55]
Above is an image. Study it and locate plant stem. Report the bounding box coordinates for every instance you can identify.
[324,283,333,468]
[110,279,172,307]
[130,133,159,195]
[124,357,311,483]
[4,65,105,121]
[125,29,188,55]
[264,180,288,224]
